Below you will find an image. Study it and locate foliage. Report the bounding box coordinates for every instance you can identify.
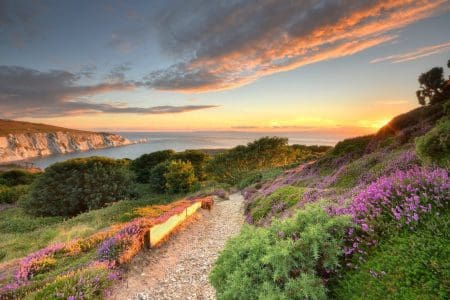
[291,144,332,163]
[330,135,373,158]
[0,198,205,298]
[149,161,170,193]
[21,157,133,217]
[0,184,29,204]
[24,263,116,299]
[332,211,450,300]
[206,137,297,184]
[237,167,284,190]
[416,118,450,168]
[0,192,175,262]
[331,167,449,262]
[210,203,352,300]
[247,186,305,225]
[164,160,198,193]
[173,150,210,180]
[416,58,450,105]
[131,150,175,183]
[0,169,39,186]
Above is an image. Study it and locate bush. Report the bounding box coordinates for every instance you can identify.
[416,118,450,168]
[148,161,170,193]
[0,170,39,186]
[330,135,373,158]
[0,185,29,204]
[206,137,296,184]
[21,157,133,217]
[247,186,305,225]
[210,203,352,300]
[173,150,210,181]
[164,160,198,193]
[332,211,450,299]
[131,150,175,183]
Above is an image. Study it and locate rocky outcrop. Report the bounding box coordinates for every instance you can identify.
[0,131,132,163]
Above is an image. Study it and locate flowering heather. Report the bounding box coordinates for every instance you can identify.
[0,198,209,298]
[15,243,65,283]
[330,167,449,259]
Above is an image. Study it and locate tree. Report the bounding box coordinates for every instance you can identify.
[131,150,175,183]
[172,150,210,180]
[148,161,170,193]
[416,59,450,105]
[164,160,198,194]
[22,157,133,217]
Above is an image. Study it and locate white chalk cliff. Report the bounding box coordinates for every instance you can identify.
[0,131,132,163]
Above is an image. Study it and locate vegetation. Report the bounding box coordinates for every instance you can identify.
[21,157,133,217]
[0,193,177,262]
[210,203,352,300]
[0,185,29,204]
[0,119,90,136]
[205,137,326,184]
[416,59,450,105]
[332,211,450,299]
[131,150,175,183]
[246,186,305,225]
[416,117,450,168]
[148,160,171,193]
[164,160,198,193]
[0,169,39,186]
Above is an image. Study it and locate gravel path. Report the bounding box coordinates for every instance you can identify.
[108,193,244,300]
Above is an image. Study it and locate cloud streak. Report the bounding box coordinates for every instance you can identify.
[371,41,450,63]
[144,0,447,93]
[0,65,217,118]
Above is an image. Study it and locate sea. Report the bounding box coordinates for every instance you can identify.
[25,131,346,169]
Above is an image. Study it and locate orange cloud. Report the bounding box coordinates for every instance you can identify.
[145,0,448,93]
[371,41,450,63]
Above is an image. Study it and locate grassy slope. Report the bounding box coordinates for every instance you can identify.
[0,185,179,262]
[0,119,93,136]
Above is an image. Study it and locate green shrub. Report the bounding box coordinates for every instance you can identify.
[237,171,263,189]
[131,150,175,183]
[248,186,305,224]
[0,169,39,186]
[173,150,210,180]
[164,160,198,193]
[210,203,352,300]
[332,211,450,300]
[148,161,170,193]
[416,118,450,167]
[330,135,373,158]
[206,137,297,184]
[21,157,133,217]
[0,184,29,204]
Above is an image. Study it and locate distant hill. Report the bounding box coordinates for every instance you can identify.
[0,119,90,136]
[0,119,132,163]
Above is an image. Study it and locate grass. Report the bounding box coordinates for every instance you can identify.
[331,210,450,300]
[248,185,305,224]
[0,119,91,136]
[0,187,180,262]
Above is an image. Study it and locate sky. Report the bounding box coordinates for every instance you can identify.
[1,0,450,135]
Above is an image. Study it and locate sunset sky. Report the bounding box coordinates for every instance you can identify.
[1,0,450,135]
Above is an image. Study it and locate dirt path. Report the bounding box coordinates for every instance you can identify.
[108,193,245,300]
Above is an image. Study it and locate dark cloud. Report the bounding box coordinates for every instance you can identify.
[144,0,447,92]
[105,63,132,83]
[0,65,217,118]
[0,0,42,48]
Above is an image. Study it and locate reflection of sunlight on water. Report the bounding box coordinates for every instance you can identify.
[26,131,343,169]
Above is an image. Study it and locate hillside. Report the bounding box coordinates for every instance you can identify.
[0,119,91,136]
[0,119,132,163]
